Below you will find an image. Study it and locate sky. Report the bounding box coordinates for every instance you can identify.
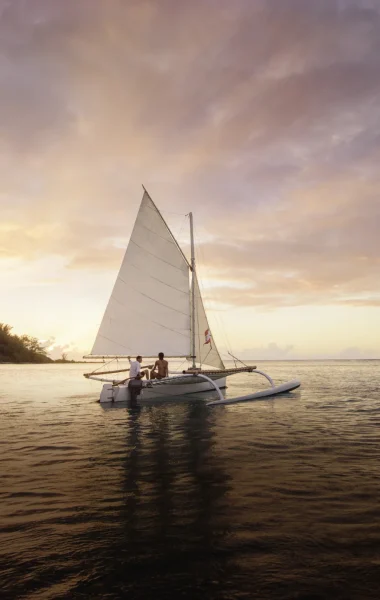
[1,0,380,360]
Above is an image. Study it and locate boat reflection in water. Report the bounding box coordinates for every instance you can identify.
[93,401,234,599]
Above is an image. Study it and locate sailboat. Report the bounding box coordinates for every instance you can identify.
[84,188,300,405]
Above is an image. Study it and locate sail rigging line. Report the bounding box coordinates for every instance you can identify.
[171,214,189,250]
[202,344,213,365]
[176,358,188,371]
[195,275,202,367]
[142,186,191,268]
[194,227,233,358]
[130,239,188,272]
[125,260,189,295]
[85,366,130,377]
[117,275,190,317]
[90,357,118,374]
[228,351,248,368]
[167,213,189,265]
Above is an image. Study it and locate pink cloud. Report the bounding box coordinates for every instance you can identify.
[1,0,379,309]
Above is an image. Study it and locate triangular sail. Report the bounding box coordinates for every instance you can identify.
[193,274,225,370]
[91,191,191,357]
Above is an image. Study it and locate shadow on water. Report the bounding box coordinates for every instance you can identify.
[71,401,236,599]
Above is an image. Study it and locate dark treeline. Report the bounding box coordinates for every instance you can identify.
[0,323,53,363]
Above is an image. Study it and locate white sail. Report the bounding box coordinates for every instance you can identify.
[91,191,191,357]
[193,274,225,370]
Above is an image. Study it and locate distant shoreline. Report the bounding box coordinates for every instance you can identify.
[0,323,100,365]
[0,360,100,365]
[1,358,378,365]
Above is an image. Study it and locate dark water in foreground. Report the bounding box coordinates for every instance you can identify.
[1,361,380,600]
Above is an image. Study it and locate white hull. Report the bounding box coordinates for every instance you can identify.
[99,377,227,403]
[206,379,301,406]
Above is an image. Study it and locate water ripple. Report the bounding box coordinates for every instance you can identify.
[1,361,380,599]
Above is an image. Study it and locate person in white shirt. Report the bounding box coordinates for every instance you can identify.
[129,355,150,380]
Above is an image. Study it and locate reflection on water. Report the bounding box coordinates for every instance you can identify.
[1,361,380,599]
[87,403,233,599]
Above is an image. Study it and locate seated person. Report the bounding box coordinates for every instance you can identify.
[150,352,169,379]
[129,355,150,379]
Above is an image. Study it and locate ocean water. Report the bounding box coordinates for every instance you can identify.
[1,360,380,600]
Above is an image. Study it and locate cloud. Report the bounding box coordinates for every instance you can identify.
[1,0,380,311]
[43,337,83,360]
[0,220,126,271]
[338,346,379,359]
[195,172,380,308]
[238,343,295,360]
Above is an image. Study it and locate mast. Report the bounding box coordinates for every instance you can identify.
[189,212,196,368]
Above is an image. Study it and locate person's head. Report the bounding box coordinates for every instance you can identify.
[158,352,164,360]
[136,355,142,363]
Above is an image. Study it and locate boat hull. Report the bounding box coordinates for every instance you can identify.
[206,379,301,406]
[99,377,227,403]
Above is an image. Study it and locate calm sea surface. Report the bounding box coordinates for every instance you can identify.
[1,361,380,600]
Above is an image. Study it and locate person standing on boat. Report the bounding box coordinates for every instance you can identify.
[128,356,150,380]
[150,352,169,379]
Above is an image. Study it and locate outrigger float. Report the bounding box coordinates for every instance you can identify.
[84,188,301,406]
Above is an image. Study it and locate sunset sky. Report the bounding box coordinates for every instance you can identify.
[1,0,380,360]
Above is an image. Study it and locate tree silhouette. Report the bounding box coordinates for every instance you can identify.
[0,323,52,363]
